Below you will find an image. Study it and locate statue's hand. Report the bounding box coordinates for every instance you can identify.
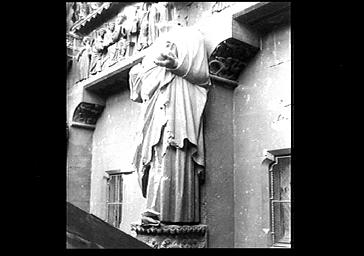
[154,52,178,69]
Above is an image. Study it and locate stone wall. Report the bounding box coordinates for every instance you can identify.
[89,86,146,236]
[67,75,93,212]
[66,125,93,212]
[203,80,235,248]
[233,23,291,248]
[88,78,237,244]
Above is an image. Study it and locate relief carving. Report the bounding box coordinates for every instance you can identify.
[70,2,104,25]
[76,37,93,82]
[72,102,104,125]
[72,2,176,84]
[131,224,207,249]
[209,38,258,81]
[89,28,108,75]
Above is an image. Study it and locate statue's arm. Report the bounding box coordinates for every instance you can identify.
[164,42,209,86]
[167,55,208,86]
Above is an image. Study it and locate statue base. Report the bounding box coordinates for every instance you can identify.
[131,223,208,248]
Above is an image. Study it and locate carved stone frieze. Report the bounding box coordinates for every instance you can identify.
[208,37,258,81]
[71,2,177,84]
[72,102,104,126]
[131,224,207,249]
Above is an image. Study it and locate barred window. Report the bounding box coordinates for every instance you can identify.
[106,173,123,229]
[270,153,291,247]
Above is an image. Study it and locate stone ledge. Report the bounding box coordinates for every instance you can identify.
[210,74,238,89]
[81,51,145,95]
[71,122,96,130]
[131,224,207,235]
[131,224,208,248]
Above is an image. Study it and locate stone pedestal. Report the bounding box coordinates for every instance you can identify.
[131,224,208,248]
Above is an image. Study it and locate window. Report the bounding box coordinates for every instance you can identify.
[264,148,291,248]
[271,155,291,247]
[106,172,123,229]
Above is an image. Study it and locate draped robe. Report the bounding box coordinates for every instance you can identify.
[90,36,106,74]
[129,27,210,223]
[77,44,91,81]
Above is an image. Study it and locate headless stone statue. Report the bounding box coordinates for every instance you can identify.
[129,23,210,225]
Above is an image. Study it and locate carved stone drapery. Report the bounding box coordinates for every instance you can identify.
[208,37,258,81]
[72,102,104,126]
[131,224,207,248]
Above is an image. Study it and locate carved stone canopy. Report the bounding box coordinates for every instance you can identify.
[131,224,208,249]
[208,37,258,81]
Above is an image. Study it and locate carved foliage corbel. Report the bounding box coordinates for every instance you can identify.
[131,224,207,249]
[72,102,104,126]
[208,37,258,81]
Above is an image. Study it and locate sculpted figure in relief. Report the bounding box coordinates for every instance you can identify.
[76,37,93,82]
[129,22,210,225]
[103,20,126,67]
[136,3,152,51]
[124,5,140,57]
[89,28,107,75]
[115,13,128,61]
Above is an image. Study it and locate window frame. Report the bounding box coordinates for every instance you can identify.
[105,170,124,229]
[262,148,291,248]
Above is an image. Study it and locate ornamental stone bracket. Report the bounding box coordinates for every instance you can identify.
[131,224,208,249]
[205,2,290,83]
[72,102,104,129]
[208,37,258,82]
[69,81,106,130]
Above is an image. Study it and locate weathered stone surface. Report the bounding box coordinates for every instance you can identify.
[89,89,145,234]
[67,127,93,212]
[203,78,235,248]
[233,23,291,248]
[131,224,208,248]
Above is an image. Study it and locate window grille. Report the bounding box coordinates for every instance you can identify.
[106,173,123,229]
[269,154,291,247]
